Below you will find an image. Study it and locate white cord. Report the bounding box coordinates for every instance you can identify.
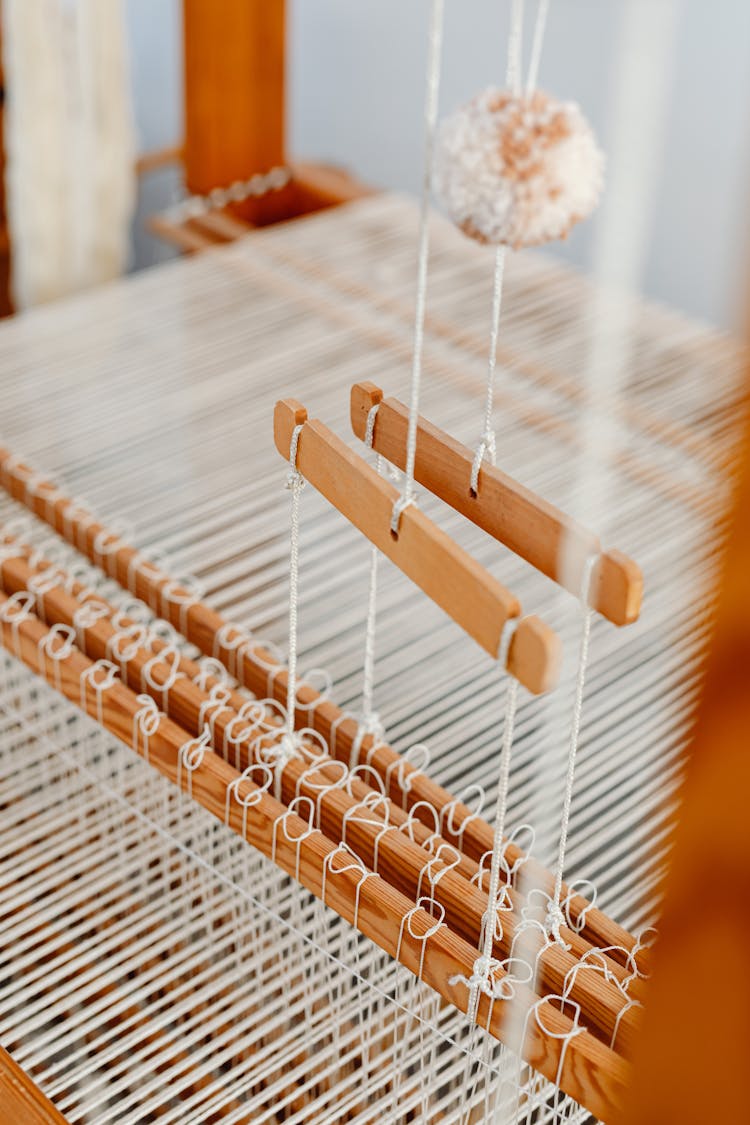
[285,424,306,739]
[550,557,597,923]
[392,0,445,535]
[470,0,554,496]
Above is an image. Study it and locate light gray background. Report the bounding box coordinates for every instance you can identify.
[126,0,750,331]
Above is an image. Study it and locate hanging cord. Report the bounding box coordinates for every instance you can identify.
[526,0,551,93]
[285,425,306,740]
[467,620,519,1024]
[470,0,553,496]
[547,555,597,941]
[391,0,446,536]
[359,404,385,740]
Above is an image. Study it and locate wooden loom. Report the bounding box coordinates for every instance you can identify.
[0,3,748,1124]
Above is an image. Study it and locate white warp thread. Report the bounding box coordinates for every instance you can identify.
[392,0,445,535]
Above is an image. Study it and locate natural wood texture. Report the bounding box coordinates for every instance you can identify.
[0,1047,67,1125]
[0,597,630,1121]
[618,392,750,1123]
[135,144,184,176]
[289,161,376,212]
[0,542,643,1057]
[148,162,374,255]
[183,0,285,226]
[351,383,643,626]
[0,445,643,967]
[274,398,561,688]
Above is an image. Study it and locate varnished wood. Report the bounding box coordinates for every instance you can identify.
[274,398,561,688]
[183,0,285,227]
[0,597,630,1122]
[618,395,750,1122]
[135,144,184,176]
[0,445,642,965]
[0,1047,67,1124]
[351,383,643,626]
[0,543,642,1057]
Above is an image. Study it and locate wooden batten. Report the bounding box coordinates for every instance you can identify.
[274,399,561,691]
[183,0,289,226]
[0,598,629,1122]
[350,382,643,627]
[0,444,638,960]
[0,1047,67,1124]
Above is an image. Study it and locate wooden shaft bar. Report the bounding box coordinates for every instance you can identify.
[0,1047,68,1124]
[0,446,644,968]
[350,382,643,627]
[617,394,750,1123]
[0,546,643,1054]
[183,0,285,194]
[0,597,629,1120]
[274,399,561,689]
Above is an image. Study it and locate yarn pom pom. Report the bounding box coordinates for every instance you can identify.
[434,88,604,249]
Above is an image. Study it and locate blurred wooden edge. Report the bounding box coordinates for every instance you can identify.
[147,162,375,254]
[0,1047,68,1124]
[617,380,750,1122]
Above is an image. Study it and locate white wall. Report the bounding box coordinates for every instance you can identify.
[127,0,750,329]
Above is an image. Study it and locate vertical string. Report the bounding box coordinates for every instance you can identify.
[506,0,526,96]
[550,557,596,918]
[471,0,556,496]
[360,405,383,731]
[285,425,306,739]
[480,674,519,967]
[469,0,530,494]
[526,0,551,93]
[391,0,445,535]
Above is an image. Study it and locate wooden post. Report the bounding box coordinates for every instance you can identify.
[617,384,750,1122]
[182,0,289,225]
[0,1047,67,1124]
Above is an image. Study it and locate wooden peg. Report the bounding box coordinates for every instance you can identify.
[350,383,643,626]
[0,596,629,1121]
[274,399,560,692]
[0,446,640,961]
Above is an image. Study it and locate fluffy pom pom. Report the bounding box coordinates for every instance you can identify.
[434,88,604,249]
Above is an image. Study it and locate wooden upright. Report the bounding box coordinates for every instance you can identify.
[618,384,750,1121]
[183,0,285,207]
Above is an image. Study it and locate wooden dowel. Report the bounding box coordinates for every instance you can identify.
[0,447,645,969]
[0,1047,68,1124]
[350,382,644,627]
[274,399,561,691]
[0,545,643,1053]
[0,598,629,1121]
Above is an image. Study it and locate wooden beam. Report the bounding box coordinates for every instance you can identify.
[351,382,643,626]
[617,384,750,1122]
[274,398,562,690]
[0,1048,68,1124]
[183,0,286,224]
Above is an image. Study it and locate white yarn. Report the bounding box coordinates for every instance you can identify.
[434,87,604,249]
[285,424,306,740]
[393,0,445,534]
[1,0,136,308]
[550,557,598,922]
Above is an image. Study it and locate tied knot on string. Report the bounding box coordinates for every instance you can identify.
[470,429,497,497]
[360,709,384,740]
[285,465,305,492]
[263,729,306,801]
[468,952,497,993]
[544,898,570,948]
